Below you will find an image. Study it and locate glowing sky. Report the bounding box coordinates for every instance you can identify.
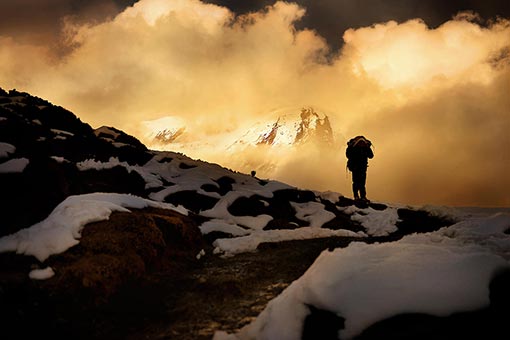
[1,0,509,206]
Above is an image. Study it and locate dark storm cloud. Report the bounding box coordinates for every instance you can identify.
[204,0,510,49]
[3,0,509,49]
[0,0,138,44]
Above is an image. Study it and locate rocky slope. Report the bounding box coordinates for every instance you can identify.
[2,88,504,340]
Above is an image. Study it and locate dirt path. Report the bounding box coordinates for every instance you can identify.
[88,237,360,340]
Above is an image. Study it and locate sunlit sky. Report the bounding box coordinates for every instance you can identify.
[1,0,509,207]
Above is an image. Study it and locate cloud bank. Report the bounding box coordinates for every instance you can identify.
[1,0,509,206]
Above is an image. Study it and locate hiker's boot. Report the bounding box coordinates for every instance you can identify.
[360,188,367,200]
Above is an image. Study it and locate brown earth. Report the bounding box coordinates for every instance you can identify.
[0,206,361,340]
[5,206,495,340]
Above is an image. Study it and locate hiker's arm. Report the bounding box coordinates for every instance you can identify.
[367,147,374,159]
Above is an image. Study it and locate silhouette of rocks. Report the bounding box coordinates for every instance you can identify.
[72,166,146,197]
[201,176,235,196]
[302,305,345,340]
[396,208,454,236]
[164,190,219,213]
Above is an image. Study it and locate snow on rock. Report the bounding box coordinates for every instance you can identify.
[50,156,70,163]
[215,213,510,340]
[414,212,510,260]
[315,190,342,204]
[200,191,273,229]
[29,267,55,280]
[198,179,292,227]
[196,249,206,260]
[0,157,29,173]
[0,142,15,158]
[349,206,400,236]
[213,227,364,256]
[0,193,187,262]
[199,219,251,237]
[51,128,74,137]
[77,157,163,189]
[291,201,336,228]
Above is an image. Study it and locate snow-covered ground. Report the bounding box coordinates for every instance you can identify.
[0,148,509,339]
[214,209,510,340]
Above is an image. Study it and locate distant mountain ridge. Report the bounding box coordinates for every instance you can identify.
[144,107,335,150]
[235,107,335,148]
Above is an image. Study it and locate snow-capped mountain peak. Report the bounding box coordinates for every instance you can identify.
[234,107,335,148]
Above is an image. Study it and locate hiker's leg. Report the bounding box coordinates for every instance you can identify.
[352,172,362,199]
[359,171,367,199]
[352,182,359,199]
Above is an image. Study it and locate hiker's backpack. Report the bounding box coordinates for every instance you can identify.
[346,136,372,171]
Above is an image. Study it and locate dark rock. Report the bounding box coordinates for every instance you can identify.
[113,145,153,166]
[396,208,453,236]
[71,166,146,197]
[203,231,236,244]
[265,219,305,230]
[320,198,365,232]
[158,157,173,163]
[94,126,147,151]
[302,305,345,340]
[227,192,309,230]
[0,158,73,237]
[215,176,235,195]
[164,190,219,213]
[201,176,235,196]
[179,162,197,169]
[337,196,355,207]
[322,215,364,233]
[369,202,387,211]
[273,189,317,203]
[228,195,268,217]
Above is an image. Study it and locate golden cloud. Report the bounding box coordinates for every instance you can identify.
[1,0,509,206]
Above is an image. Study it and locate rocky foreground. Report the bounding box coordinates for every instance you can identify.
[1,89,508,340]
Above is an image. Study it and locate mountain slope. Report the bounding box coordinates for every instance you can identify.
[1,88,508,340]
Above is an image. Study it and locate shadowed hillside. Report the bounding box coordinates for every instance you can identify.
[2,88,507,340]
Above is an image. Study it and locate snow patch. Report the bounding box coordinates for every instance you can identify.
[196,249,206,260]
[0,158,29,173]
[315,190,342,204]
[77,157,163,189]
[0,193,188,263]
[29,267,55,280]
[212,227,364,256]
[0,142,15,158]
[51,128,74,136]
[51,156,69,163]
[291,201,335,228]
[350,206,400,236]
[199,220,251,237]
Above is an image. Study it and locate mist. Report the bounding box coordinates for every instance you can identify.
[1,0,509,206]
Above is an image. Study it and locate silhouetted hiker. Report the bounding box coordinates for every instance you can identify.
[346,136,374,201]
